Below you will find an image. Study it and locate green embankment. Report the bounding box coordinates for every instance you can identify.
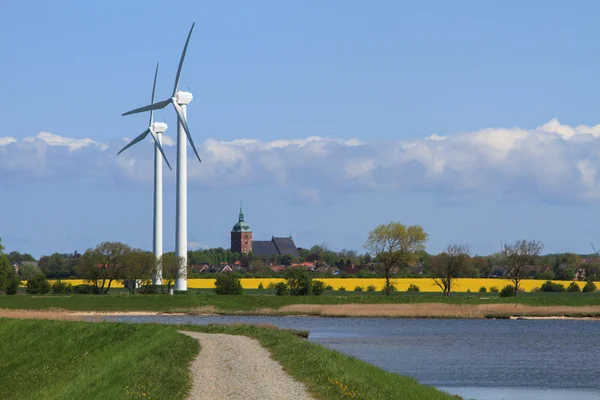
[0,318,459,400]
[176,323,459,400]
[0,291,599,313]
[0,319,198,400]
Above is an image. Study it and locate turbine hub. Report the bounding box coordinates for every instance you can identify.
[175,91,193,105]
[152,122,168,134]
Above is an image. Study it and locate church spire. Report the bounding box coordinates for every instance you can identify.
[239,200,244,222]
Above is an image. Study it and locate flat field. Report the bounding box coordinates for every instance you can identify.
[41,277,592,292]
[1,290,600,318]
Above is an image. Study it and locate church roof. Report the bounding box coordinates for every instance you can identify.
[252,240,278,257]
[273,237,300,257]
[252,237,299,257]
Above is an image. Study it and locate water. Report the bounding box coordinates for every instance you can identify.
[100,315,600,399]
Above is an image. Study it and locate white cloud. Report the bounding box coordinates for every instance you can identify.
[0,137,17,146]
[5,119,600,202]
[22,132,108,151]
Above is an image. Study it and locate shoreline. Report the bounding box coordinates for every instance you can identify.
[2,303,600,321]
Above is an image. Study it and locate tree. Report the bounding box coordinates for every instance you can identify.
[95,242,132,294]
[284,268,313,295]
[430,244,471,296]
[0,238,4,253]
[502,239,544,296]
[19,263,40,281]
[7,251,36,266]
[0,254,20,295]
[471,256,492,278]
[26,274,50,294]
[365,222,428,295]
[122,250,156,294]
[160,253,185,294]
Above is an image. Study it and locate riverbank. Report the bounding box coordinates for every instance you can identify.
[2,302,600,320]
[0,318,459,400]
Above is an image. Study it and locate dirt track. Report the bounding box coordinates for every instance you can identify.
[179,331,313,400]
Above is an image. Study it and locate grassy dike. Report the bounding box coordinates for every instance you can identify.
[176,323,460,400]
[0,319,199,400]
[0,318,459,400]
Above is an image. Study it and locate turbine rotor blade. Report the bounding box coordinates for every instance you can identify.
[148,127,173,171]
[117,129,150,155]
[122,98,171,116]
[149,63,159,126]
[172,101,202,163]
[173,22,195,96]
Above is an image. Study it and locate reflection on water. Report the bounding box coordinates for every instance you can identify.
[99,315,600,400]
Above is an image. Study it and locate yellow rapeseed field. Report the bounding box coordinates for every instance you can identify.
[187,277,581,292]
[42,278,583,292]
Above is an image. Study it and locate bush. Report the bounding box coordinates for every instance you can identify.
[338,286,346,292]
[324,285,333,291]
[490,286,499,293]
[499,285,515,297]
[407,284,420,293]
[479,286,487,293]
[367,285,376,292]
[312,280,325,296]
[5,274,19,295]
[267,282,277,290]
[257,282,264,290]
[540,280,566,293]
[582,280,597,293]
[275,282,289,296]
[72,284,96,294]
[354,286,364,292]
[214,273,243,295]
[51,280,72,294]
[567,282,581,293]
[535,270,555,280]
[285,268,312,296]
[382,284,397,293]
[26,274,50,294]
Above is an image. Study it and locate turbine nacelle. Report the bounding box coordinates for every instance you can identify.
[152,122,168,134]
[174,91,193,105]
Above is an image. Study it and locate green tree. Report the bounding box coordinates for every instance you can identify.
[19,264,40,281]
[284,268,312,295]
[214,273,243,295]
[431,244,471,296]
[365,222,428,295]
[0,254,20,295]
[26,274,50,294]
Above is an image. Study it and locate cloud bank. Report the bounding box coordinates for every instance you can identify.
[3,119,600,201]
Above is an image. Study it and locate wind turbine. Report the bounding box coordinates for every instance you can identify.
[122,22,201,291]
[118,63,172,286]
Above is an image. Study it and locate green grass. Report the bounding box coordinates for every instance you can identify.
[0,319,199,400]
[1,291,599,313]
[175,323,459,400]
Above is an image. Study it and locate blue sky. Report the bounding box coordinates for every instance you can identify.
[3,1,600,258]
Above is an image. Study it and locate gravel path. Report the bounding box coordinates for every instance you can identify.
[179,331,314,400]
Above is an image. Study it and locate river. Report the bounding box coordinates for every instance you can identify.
[98,315,600,400]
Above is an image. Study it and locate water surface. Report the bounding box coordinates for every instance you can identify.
[100,315,600,400]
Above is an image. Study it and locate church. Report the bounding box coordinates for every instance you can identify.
[230,206,300,258]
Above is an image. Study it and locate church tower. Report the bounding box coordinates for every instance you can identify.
[231,203,252,254]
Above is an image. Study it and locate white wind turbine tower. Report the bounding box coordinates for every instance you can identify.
[118,63,172,286]
[122,22,201,291]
